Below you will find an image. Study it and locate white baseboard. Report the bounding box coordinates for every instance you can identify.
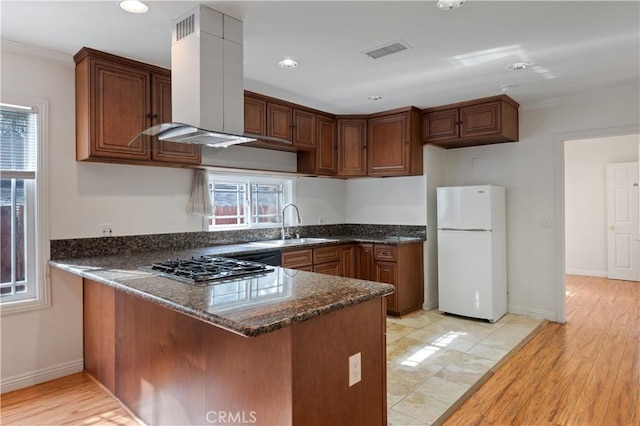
[423,300,438,311]
[508,304,556,322]
[565,268,607,278]
[0,358,84,394]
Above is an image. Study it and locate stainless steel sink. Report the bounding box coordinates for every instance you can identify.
[249,238,338,247]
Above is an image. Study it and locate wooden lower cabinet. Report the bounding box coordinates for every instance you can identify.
[83,279,387,425]
[314,261,341,276]
[355,244,374,281]
[340,245,356,278]
[374,243,424,316]
[282,242,423,315]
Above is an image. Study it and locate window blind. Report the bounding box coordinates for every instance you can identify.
[0,104,37,179]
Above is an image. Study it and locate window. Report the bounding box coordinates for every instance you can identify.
[208,175,292,230]
[0,96,49,312]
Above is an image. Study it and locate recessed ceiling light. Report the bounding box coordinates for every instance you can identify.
[499,84,519,92]
[368,95,383,101]
[506,61,532,71]
[278,59,299,69]
[120,1,148,14]
[437,0,466,10]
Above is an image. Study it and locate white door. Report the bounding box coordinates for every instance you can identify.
[437,185,493,230]
[606,162,639,281]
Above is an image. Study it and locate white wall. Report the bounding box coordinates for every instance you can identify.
[443,88,640,320]
[564,135,639,277]
[345,175,426,225]
[296,177,347,225]
[424,146,446,310]
[1,269,83,393]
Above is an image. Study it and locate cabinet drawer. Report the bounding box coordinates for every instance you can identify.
[313,261,341,276]
[282,249,313,268]
[313,245,340,264]
[374,245,397,262]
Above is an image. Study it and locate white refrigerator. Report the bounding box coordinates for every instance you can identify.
[437,185,507,323]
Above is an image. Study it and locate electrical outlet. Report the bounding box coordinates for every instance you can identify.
[101,223,114,237]
[349,352,361,387]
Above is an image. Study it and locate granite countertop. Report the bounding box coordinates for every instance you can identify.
[49,243,395,338]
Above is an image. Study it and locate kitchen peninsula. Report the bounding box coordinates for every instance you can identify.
[50,242,395,426]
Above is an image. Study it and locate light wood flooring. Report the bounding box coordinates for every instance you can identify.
[0,373,140,425]
[1,275,637,425]
[444,275,639,426]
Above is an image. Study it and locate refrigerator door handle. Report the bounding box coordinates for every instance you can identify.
[438,228,492,232]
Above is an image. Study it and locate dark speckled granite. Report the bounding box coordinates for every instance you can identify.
[49,244,395,337]
[50,224,426,259]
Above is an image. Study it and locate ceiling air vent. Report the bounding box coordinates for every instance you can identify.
[364,40,411,60]
[175,14,195,41]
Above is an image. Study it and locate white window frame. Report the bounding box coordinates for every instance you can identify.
[207,173,293,231]
[0,94,50,315]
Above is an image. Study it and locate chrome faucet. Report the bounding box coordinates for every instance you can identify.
[281,203,301,240]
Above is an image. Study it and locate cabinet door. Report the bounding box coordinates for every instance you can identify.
[337,119,367,177]
[355,244,374,281]
[267,102,293,142]
[293,110,315,150]
[151,74,201,164]
[423,108,460,143]
[89,59,151,160]
[244,95,266,136]
[367,113,411,176]
[315,115,336,176]
[314,261,341,276]
[459,101,501,138]
[340,245,355,278]
[374,261,398,313]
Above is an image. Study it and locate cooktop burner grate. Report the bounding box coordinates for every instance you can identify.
[145,256,274,284]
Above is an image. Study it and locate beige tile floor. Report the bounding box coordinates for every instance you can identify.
[386,309,543,425]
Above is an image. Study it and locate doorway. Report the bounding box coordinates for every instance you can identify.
[564,135,639,280]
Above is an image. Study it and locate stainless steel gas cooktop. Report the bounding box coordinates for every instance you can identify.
[143,256,274,284]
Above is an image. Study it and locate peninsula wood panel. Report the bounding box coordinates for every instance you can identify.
[292,298,386,425]
[115,291,206,425]
[83,279,115,393]
[205,326,293,425]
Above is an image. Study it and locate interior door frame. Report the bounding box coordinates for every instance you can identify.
[553,124,640,324]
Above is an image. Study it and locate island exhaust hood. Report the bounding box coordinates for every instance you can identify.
[132,5,290,148]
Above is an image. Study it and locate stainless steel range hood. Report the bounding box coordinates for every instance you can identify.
[132,5,290,148]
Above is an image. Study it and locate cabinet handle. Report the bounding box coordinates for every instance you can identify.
[404,140,409,145]
[146,113,158,119]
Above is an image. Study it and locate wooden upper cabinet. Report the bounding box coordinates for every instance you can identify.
[293,110,316,150]
[151,74,201,164]
[297,114,336,176]
[74,47,201,165]
[267,102,293,142]
[337,118,368,177]
[423,95,519,149]
[244,94,267,136]
[316,115,336,176]
[367,107,423,177]
[76,54,151,161]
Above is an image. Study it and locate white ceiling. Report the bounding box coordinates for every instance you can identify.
[2,1,639,114]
